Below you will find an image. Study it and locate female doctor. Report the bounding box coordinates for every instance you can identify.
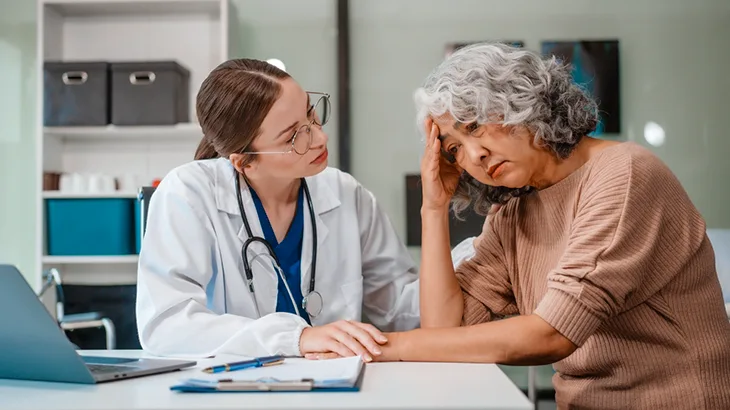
[136,58,427,362]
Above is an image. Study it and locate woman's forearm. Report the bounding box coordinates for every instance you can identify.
[419,207,464,328]
[391,314,577,365]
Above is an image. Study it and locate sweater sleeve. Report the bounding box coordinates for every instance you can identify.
[455,211,518,326]
[534,147,707,346]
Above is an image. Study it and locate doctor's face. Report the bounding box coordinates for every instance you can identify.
[247,78,330,179]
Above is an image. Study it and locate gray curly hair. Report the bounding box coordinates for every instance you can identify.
[414,42,599,215]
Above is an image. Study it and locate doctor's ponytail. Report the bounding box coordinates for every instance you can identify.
[194,58,291,161]
[194,136,219,160]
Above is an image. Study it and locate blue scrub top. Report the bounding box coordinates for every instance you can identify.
[249,185,311,325]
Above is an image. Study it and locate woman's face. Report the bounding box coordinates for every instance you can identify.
[433,114,545,189]
[244,78,329,179]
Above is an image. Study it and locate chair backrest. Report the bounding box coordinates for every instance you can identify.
[138,186,157,238]
[40,268,65,320]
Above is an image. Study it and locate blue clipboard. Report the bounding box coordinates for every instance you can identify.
[170,365,365,393]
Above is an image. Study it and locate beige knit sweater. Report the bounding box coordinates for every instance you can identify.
[456,142,730,409]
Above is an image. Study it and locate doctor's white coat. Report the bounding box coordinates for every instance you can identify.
[137,158,475,358]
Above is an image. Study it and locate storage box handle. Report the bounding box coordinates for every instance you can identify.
[62,71,88,85]
[129,71,156,85]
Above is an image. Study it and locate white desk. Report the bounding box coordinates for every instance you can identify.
[0,350,532,410]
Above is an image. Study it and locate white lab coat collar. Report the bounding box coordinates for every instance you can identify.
[212,158,340,300]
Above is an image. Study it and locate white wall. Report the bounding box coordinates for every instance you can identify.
[0,0,37,286]
[349,0,730,264]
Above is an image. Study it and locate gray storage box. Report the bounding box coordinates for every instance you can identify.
[110,61,190,125]
[43,61,110,126]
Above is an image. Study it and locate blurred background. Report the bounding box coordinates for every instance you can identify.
[2,1,729,408]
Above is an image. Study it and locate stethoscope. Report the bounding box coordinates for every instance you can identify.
[234,169,324,320]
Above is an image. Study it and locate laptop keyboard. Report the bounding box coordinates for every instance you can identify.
[87,364,133,374]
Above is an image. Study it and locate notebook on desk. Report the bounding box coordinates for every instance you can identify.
[170,355,365,393]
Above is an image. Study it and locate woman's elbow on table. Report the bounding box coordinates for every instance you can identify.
[500,315,578,366]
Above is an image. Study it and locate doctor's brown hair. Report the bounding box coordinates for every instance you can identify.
[194,59,291,161]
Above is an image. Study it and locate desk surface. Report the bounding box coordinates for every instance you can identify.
[0,350,532,410]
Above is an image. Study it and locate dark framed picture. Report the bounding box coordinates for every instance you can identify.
[541,40,621,135]
[445,40,524,58]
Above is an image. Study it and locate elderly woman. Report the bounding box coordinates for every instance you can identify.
[386,44,730,408]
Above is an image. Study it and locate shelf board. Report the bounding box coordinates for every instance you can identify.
[43,191,139,199]
[43,0,222,17]
[44,123,203,142]
[42,255,139,264]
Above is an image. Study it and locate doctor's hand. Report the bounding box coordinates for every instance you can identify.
[309,332,404,362]
[299,320,388,363]
[421,117,462,212]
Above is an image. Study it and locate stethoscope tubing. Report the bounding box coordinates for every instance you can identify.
[234,168,320,318]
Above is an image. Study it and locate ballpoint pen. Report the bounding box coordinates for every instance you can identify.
[202,355,285,374]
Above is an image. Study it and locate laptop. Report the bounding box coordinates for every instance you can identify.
[0,264,196,384]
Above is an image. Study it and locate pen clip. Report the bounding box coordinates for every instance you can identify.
[261,358,285,367]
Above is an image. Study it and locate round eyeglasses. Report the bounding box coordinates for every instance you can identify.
[243,91,330,156]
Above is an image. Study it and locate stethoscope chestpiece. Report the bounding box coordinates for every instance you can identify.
[302,291,323,318]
